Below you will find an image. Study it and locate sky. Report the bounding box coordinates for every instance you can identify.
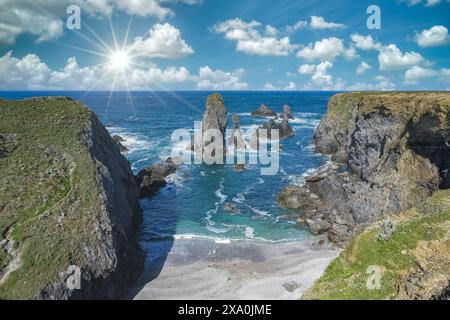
[0,0,449,91]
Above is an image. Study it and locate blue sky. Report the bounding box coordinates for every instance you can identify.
[0,0,449,90]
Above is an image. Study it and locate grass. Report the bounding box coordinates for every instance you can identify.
[303,190,450,300]
[0,98,105,299]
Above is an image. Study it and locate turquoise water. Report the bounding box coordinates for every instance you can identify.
[1,91,334,244]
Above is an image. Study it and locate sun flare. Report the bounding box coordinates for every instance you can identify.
[109,51,130,70]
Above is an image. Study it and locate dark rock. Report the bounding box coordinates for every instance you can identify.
[251,104,277,117]
[136,157,179,198]
[112,135,128,153]
[200,93,228,159]
[259,118,294,140]
[283,104,294,119]
[278,92,450,245]
[223,202,239,214]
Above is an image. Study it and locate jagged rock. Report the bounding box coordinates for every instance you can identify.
[279,93,450,245]
[251,104,277,117]
[200,93,228,159]
[378,219,396,241]
[283,104,294,119]
[259,118,294,140]
[223,202,239,214]
[112,135,128,153]
[135,157,179,198]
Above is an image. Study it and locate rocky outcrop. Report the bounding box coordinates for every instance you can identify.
[200,93,228,160]
[259,109,295,140]
[42,110,144,299]
[0,98,144,299]
[112,135,128,154]
[278,92,450,246]
[251,104,277,117]
[282,104,294,119]
[136,157,179,198]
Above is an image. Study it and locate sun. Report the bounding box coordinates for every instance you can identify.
[109,51,130,70]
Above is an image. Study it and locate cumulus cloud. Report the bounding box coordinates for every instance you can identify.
[0,51,51,89]
[0,0,200,44]
[195,66,248,90]
[285,16,345,32]
[404,66,450,84]
[212,18,298,56]
[309,16,345,30]
[347,76,395,91]
[350,34,382,51]
[400,0,450,6]
[378,44,429,71]
[415,25,449,47]
[298,64,317,74]
[0,51,192,90]
[128,23,194,59]
[356,61,372,74]
[297,37,346,61]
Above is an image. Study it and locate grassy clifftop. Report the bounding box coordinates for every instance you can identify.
[304,92,450,300]
[0,97,142,299]
[304,191,450,300]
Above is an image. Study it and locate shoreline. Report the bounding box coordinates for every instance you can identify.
[130,237,340,300]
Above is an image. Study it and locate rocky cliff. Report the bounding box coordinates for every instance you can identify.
[278,92,450,246]
[0,97,144,299]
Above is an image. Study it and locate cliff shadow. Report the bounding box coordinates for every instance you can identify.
[127,185,179,299]
[406,112,450,189]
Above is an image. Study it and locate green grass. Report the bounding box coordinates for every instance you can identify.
[304,191,450,300]
[0,98,105,299]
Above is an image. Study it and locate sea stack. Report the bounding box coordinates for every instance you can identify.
[201,93,227,160]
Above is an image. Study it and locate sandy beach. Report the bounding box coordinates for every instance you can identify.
[130,237,340,300]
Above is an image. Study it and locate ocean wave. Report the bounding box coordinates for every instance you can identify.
[245,226,255,239]
[106,126,152,155]
[248,206,270,217]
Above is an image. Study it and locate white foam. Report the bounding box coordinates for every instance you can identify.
[232,193,246,204]
[106,126,152,155]
[245,226,255,239]
[249,206,271,217]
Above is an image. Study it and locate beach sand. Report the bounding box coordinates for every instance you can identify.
[130,237,340,300]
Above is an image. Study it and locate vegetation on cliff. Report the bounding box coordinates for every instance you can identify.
[300,92,450,299]
[0,97,142,299]
[304,190,450,300]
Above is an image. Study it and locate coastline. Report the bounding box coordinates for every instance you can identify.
[130,237,340,300]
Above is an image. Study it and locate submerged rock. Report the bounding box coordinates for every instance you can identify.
[251,104,277,117]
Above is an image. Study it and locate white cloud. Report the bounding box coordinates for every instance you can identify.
[212,18,298,56]
[0,0,200,44]
[0,51,51,89]
[285,21,308,33]
[309,16,345,30]
[378,44,429,71]
[404,66,450,84]
[350,34,382,51]
[401,0,450,6]
[298,64,317,74]
[196,66,247,90]
[404,66,438,83]
[128,23,194,59]
[297,37,345,61]
[286,16,345,32]
[415,25,449,47]
[356,61,372,74]
[0,51,193,90]
[263,82,278,90]
[285,82,297,90]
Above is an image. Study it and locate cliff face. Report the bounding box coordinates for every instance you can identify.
[279,92,450,245]
[0,97,143,299]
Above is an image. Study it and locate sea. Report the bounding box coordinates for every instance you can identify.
[1,91,335,248]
